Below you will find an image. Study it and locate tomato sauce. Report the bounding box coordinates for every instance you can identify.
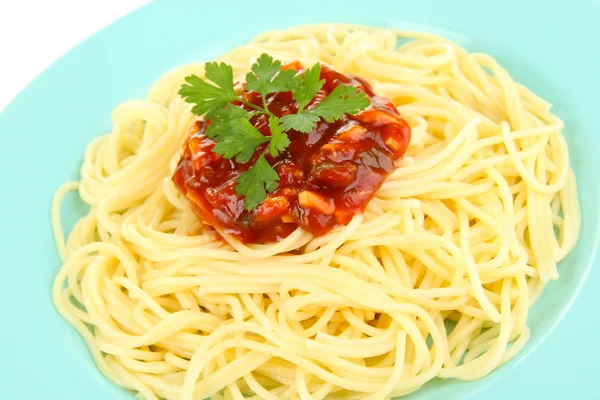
[172,62,411,243]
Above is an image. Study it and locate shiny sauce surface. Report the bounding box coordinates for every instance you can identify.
[173,62,411,243]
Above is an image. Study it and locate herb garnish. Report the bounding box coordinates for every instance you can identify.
[179,54,369,210]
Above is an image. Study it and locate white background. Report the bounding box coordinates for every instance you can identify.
[0,0,149,112]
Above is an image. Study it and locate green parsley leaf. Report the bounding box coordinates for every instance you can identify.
[245,53,296,98]
[309,84,370,122]
[235,155,279,210]
[290,63,325,111]
[213,119,269,163]
[205,62,236,93]
[268,116,291,157]
[205,105,250,140]
[281,84,370,133]
[207,104,250,121]
[279,112,321,133]
[178,62,237,116]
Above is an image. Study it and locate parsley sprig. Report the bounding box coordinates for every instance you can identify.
[179,54,370,210]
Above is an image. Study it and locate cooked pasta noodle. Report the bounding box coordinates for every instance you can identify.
[52,24,580,400]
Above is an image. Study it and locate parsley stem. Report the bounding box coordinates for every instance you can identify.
[237,97,277,119]
[237,98,264,113]
[261,96,273,118]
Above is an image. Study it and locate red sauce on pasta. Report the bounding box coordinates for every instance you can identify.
[173,62,411,243]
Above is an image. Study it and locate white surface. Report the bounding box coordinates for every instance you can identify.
[0,0,150,112]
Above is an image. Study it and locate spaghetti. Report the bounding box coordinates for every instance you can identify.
[52,24,580,400]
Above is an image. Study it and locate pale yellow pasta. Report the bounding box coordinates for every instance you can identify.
[52,24,580,400]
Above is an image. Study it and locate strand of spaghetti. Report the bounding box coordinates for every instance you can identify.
[501,119,569,194]
[51,181,80,262]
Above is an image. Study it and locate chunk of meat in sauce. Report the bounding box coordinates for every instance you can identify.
[172,62,411,243]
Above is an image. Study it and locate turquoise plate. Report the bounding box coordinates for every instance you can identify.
[1,0,599,398]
